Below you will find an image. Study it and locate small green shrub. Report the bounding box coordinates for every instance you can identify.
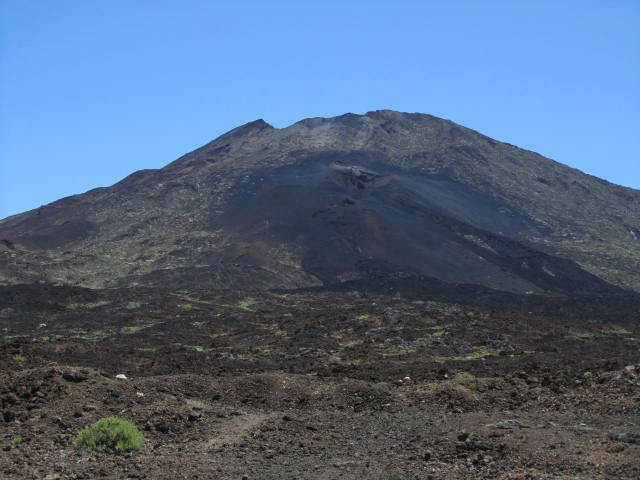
[11,435,22,446]
[74,416,144,453]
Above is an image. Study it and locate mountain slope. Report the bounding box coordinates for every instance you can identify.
[1,110,638,293]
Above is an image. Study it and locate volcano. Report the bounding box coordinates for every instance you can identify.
[1,110,639,296]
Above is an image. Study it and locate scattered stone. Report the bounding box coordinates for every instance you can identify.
[62,371,88,383]
[51,416,69,430]
[457,431,469,441]
[535,421,556,429]
[609,432,640,444]
[489,419,529,429]
[456,438,489,452]
[3,409,15,422]
[606,443,626,453]
[187,411,203,422]
[572,423,595,433]
[154,420,171,434]
[3,393,19,404]
[115,373,128,380]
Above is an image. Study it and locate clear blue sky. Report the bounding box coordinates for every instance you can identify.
[1,1,639,219]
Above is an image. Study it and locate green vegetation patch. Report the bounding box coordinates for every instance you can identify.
[68,328,114,341]
[454,371,478,390]
[437,345,495,362]
[74,416,144,453]
[569,330,595,340]
[328,353,342,363]
[12,354,26,363]
[68,300,110,310]
[340,339,363,349]
[601,324,631,335]
[454,371,475,381]
[255,346,273,357]
[136,347,159,353]
[121,324,154,334]
[238,298,256,311]
[383,344,417,357]
[429,326,445,336]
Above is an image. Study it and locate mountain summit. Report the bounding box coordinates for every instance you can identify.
[1,110,639,294]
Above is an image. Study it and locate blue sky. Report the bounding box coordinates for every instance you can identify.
[1,1,639,219]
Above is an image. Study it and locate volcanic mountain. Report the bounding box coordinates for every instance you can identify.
[1,110,639,295]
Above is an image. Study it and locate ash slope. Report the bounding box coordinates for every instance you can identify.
[0,110,638,294]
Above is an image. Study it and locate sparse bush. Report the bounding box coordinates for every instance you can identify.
[74,416,144,453]
[454,371,479,390]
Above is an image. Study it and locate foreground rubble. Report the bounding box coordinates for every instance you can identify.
[1,286,639,479]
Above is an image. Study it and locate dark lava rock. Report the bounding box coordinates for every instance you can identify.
[609,432,640,444]
[154,420,171,434]
[51,416,69,430]
[62,371,88,383]
[456,439,490,452]
[3,392,19,404]
[3,409,15,422]
[493,419,528,429]
[187,411,203,422]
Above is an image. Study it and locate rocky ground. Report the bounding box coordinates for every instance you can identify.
[1,285,639,479]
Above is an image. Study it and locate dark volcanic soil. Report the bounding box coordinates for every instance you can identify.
[1,285,639,479]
